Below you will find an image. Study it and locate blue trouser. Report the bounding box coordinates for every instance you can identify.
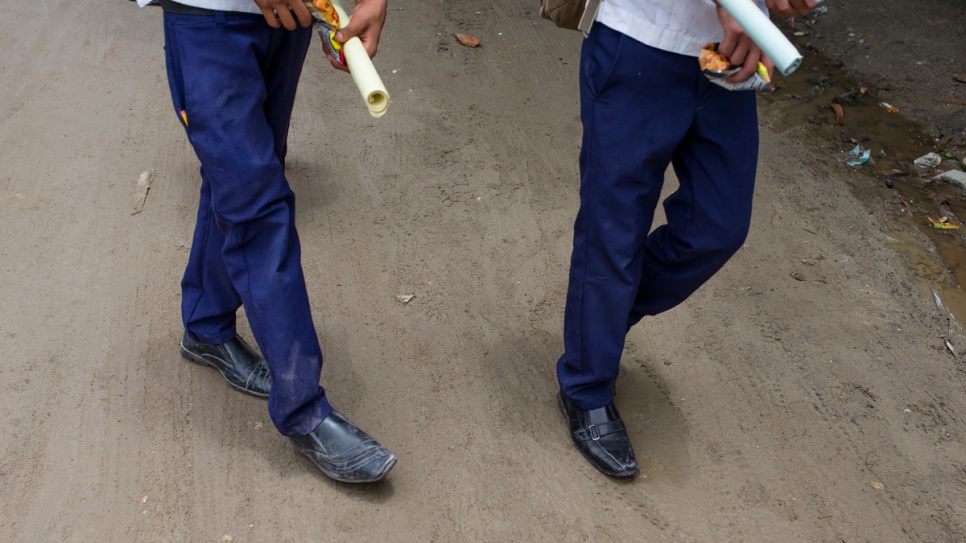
[557,24,760,410]
[163,11,331,435]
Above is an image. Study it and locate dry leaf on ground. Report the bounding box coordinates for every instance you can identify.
[455,33,480,47]
[831,103,844,124]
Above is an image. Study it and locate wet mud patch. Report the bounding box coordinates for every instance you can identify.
[759,41,966,323]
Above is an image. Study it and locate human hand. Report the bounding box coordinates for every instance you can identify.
[253,0,312,30]
[764,0,823,17]
[716,4,775,83]
[326,0,388,72]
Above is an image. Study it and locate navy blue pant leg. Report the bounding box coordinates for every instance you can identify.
[557,25,759,410]
[164,12,332,435]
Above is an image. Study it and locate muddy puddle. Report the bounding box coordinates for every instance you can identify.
[758,42,966,325]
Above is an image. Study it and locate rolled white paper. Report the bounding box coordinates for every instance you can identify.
[332,0,390,118]
[715,0,803,76]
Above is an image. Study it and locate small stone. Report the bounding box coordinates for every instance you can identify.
[933,170,966,190]
[884,178,894,188]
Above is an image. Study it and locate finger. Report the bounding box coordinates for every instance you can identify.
[326,50,350,72]
[334,19,364,44]
[259,6,281,28]
[729,39,751,67]
[362,38,379,59]
[287,0,313,27]
[766,0,797,17]
[275,8,298,30]
[718,33,738,59]
[726,54,759,83]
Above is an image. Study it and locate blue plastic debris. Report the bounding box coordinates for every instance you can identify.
[837,144,871,167]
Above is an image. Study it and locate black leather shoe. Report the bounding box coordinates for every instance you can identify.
[179,331,272,398]
[558,390,639,477]
[289,410,397,483]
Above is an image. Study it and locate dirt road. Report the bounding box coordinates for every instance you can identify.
[2,1,964,541]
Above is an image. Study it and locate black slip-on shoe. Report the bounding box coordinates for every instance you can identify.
[289,410,397,483]
[558,390,639,478]
[179,331,272,398]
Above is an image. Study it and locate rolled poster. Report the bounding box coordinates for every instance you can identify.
[715,0,803,76]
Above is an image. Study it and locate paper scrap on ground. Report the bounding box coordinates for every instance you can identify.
[132,169,155,215]
[715,0,803,76]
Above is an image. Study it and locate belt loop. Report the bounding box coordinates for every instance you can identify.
[214,10,226,24]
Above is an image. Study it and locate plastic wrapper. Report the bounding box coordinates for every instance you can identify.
[308,0,345,65]
[699,43,772,93]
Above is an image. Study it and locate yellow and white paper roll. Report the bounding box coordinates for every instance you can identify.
[331,0,390,118]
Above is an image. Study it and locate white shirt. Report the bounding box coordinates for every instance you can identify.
[596,0,766,57]
[137,0,261,15]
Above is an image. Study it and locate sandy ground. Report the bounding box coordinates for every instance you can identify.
[2,1,965,542]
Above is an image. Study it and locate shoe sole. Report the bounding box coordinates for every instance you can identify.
[180,341,270,398]
[557,393,638,478]
[296,449,398,484]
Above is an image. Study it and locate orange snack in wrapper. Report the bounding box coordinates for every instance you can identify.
[699,42,772,92]
[312,0,339,25]
[699,44,731,73]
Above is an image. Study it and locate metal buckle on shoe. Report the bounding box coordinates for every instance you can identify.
[588,424,600,441]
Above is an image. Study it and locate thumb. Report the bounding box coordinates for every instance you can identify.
[334,19,362,44]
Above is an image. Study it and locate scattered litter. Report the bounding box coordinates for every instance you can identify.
[221,536,233,543]
[836,144,870,167]
[793,31,807,37]
[902,408,912,414]
[396,294,414,304]
[141,496,148,504]
[955,74,966,84]
[254,422,263,430]
[932,287,947,312]
[946,340,958,357]
[871,482,885,490]
[132,169,155,215]
[831,103,844,124]
[934,169,966,190]
[944,151,956,159]
[455,33,480,47]
[928,216,960,230]
[879,102,899,113]
[914,152,942,168]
